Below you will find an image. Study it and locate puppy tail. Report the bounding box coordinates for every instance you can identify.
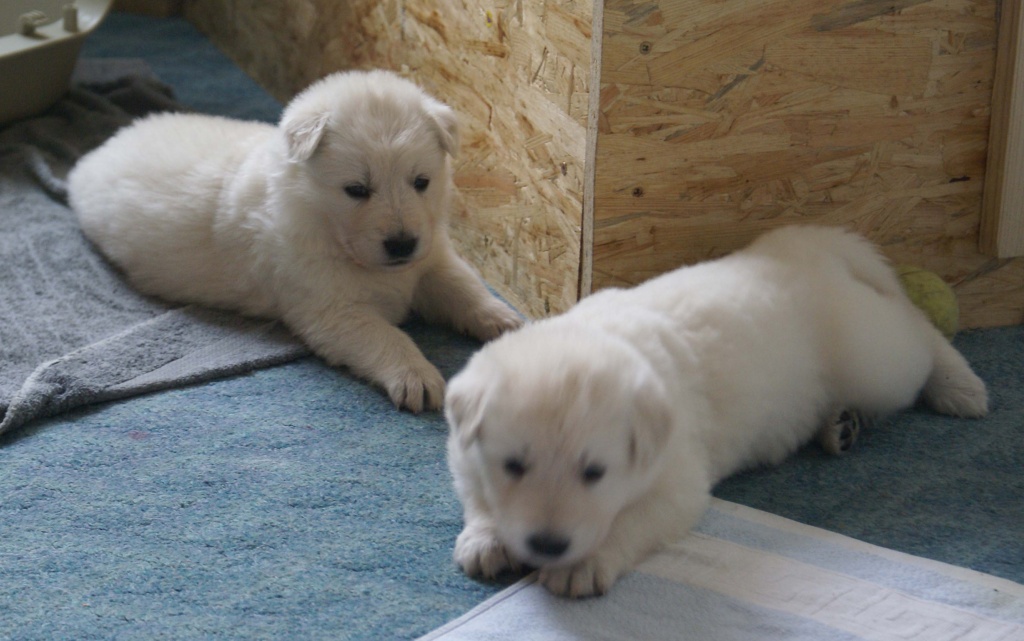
[754,226,904,299]
[825,228,904,299]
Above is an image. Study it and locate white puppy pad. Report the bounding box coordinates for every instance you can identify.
[421,500,1024,641]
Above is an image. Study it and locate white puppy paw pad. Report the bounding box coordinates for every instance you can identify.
[454,530,519,579]
[539,558,618,598]
[385,365,446,413]
[464,302,524,342]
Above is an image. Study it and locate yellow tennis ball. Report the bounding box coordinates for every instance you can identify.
[895,264,959,340]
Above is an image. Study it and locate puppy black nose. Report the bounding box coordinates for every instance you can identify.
[383,235,418,261]
[527,532,570,558]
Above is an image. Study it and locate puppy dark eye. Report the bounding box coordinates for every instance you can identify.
[581,464,606,485]
[344,184,371,200]
[413,175,430,192]
[503,458,527,479]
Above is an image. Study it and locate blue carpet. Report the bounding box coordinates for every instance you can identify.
[1,11,1021,641]
[1,325,503,640]
[78,12,282,123]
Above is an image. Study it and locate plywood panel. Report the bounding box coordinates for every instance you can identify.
[184,0,1023,327]
[593,0,1023,328]
[184,0,592,318]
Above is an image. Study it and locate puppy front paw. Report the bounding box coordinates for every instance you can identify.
[384,362,446,413]
[454,526,521,579]
[539,555,623,598]
[464,299,524,342]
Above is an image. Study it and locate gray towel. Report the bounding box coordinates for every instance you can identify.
[0,63,306,437]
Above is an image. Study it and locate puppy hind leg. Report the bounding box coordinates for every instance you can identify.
[831,287,987,420]
[827,291,935,417]
[921,330,988,418]
[826,235,987,419]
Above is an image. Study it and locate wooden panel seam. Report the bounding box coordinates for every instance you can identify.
[981,0,1024,257]
[581,0,604,299]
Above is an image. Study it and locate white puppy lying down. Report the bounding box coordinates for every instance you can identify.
[445,226,988,598]
[68,70,521,412]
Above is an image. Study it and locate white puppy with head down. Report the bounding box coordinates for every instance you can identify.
[68,70,521,411]
[446,226,988,598]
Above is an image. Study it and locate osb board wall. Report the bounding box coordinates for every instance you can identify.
[183,0,591,318]
[593,0,1023,328]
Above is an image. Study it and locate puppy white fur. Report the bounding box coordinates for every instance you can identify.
[445,226,988,597]
[68,70,521,411]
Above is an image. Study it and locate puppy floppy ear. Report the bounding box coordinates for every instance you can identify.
[445,376,487,449]
[283,111,331,163]
[425,99,460,157]
[628,371,672,469]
